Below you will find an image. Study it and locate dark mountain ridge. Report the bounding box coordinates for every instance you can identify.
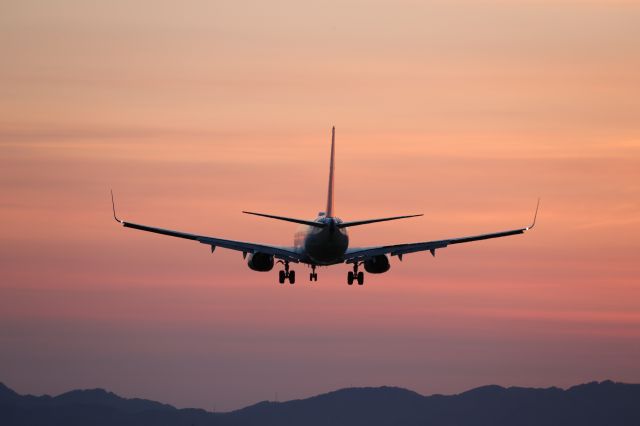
[1,380,638,425]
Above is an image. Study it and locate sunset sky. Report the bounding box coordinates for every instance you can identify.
[1,0,640,411]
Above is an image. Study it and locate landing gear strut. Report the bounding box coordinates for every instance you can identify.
[277,261,295,284]
[309,265,318,282]
[347,263,364,285]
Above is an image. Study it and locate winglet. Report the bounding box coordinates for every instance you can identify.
[526,198,540,231]
[111,190,123,224]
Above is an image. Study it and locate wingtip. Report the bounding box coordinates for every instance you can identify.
[110,189,123,224]
[406,214,424,219]
[526,198,540,231]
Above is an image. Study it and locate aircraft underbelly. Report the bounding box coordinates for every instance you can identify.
[304,228,348,264]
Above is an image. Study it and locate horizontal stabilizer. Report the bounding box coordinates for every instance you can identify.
[338,214,423,228]
[242,211,326,228]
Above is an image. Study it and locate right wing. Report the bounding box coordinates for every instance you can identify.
[111,192,304,263]
[344,200,539,263]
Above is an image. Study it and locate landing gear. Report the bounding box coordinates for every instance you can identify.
[277,261,295,284]
[347,263,365,285]
[309,265,318,282]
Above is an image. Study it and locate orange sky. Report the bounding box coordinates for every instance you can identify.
[1,0,640,411]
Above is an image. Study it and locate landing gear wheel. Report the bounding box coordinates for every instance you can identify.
[357,271,364,285]
[277,260,293,285]
[309,266,318,282]
[347,271,354,285]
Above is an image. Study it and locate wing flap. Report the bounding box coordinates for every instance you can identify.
[197,236,302,262]
[344,240,449,263]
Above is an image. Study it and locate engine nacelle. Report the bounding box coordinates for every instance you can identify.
[363,255,391,274]
[246,252,274,272]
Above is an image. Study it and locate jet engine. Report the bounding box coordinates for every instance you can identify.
[246,252,274,272]
[363,255,390,274]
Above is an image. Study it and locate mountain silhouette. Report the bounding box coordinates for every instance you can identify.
[1,380,638,425]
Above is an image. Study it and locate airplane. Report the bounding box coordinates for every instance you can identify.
[111,127,539,285]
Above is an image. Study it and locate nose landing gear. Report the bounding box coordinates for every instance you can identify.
[347,263,364,285]
[277,261,295,284]
[309,265,318,282]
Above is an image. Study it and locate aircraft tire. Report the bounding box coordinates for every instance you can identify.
[289,270,296,284]
[279,270,286,284]
[357,272,364,285]
[347,271,354,285]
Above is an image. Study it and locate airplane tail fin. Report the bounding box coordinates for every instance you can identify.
[326,126,336,218]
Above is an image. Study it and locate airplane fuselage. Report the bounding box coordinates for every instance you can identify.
[294,216,349,265]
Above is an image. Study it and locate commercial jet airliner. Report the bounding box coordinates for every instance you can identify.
[112,127,538,285]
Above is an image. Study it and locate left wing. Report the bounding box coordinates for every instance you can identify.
[111,192,304,263]
[344,201,539,263]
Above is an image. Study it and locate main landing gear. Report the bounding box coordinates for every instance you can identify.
[277,261,295,284]
[347,263,364,285]
[309,265,318,282]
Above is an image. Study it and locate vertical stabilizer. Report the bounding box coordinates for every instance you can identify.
[326,126,336,217]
